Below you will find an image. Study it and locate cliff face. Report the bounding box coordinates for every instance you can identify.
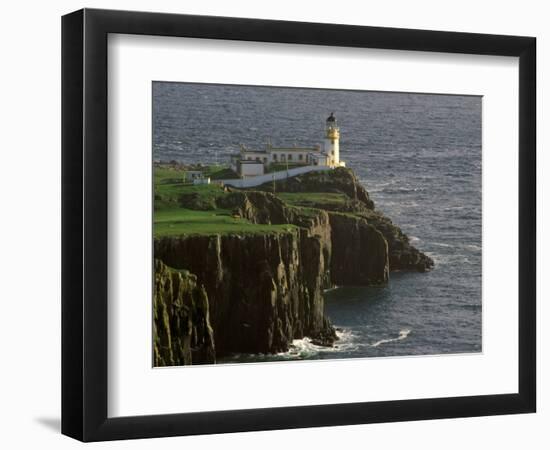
[153,259,215,366]
[217,190,390,285]
[154,168,433,364]
[363,213,434,272]
[253,168,433,273]
[328,213,389,285]
[155,230,336,357]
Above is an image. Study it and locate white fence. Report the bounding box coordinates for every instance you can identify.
[220,165,332,188]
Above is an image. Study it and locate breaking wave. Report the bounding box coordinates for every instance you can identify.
[370,329,411,348]
[280,328,358,359]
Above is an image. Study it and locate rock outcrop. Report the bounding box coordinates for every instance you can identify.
[153,259,216,366]
[216,191,291,224]
[153,167,433,364]
[155,230,337,357]
[328,212,389,285]
[255,167,375,209]
[253,168,433,272]
[362,212,433,272]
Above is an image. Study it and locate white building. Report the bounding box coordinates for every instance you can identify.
[185,170,204,181]
[230,113,346,178]
[192,177,211,185]
[184,170,211,185]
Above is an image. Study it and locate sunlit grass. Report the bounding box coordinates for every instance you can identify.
[276,192,348,207]
[154,208,297,237]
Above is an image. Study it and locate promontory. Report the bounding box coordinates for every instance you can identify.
[153,166,433,366]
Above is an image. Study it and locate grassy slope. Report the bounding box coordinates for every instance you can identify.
[155,182,226,209]
[155,208,295,237]
[154,165,238,183]
[153,166,364,237]
[154,166,186,184]
[276,192,348,208]
[154,167,297,236]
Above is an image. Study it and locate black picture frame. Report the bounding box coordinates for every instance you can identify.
[61,8,536,442]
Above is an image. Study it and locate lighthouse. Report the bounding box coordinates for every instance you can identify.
[324,112,340,167]
[230,112,345,178]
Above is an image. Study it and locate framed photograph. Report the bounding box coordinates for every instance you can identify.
[62,8,536,441]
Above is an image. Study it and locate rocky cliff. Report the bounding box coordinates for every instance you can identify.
[328,212,389,285]
[153,259,216,366]
[154,167,433,364]
[215,190,390,284]
[256,167,375,209]
[362,212,433,272]
[254,168,434,272]
[155,229,336,357]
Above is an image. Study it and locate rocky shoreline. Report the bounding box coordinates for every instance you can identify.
[154,168,434,365]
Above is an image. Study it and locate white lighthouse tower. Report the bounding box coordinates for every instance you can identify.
[324,112,341,167]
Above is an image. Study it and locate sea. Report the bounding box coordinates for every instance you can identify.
[153,81,482,362]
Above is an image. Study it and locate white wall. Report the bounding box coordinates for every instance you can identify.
[0,1,546,449]
[240,162,265,177]
[223,165,331,187]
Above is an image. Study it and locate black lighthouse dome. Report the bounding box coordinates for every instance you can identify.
[326,112,336,123]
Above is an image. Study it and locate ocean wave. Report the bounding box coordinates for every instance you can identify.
[278,328,359,359]
[424,251,477,267]
[379,187,424,194]
[217,328,359,363]
[464,244,482,252]
[430,242,481,252]
[370,329,411,348]
[432,242,453,248]
[365,180,395,193]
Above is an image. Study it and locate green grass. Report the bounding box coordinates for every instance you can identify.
[153,165,241,209]
[206,166,239,180]
[154,165,237,182]
[155,180,227,210]
[286,205,321,219]
[276,192,348,207]
[154,166,188,184]
[152,167,336,237]
[154,208,296,237]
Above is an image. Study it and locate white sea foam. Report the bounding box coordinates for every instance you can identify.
[333,328,359,352]
[323,286,340,293]
[426,251,476,267]
[424,251,452,266]
[370,329,411,348]
[279,328,359,359]
[278,338,320,358]
[464,244,482,252]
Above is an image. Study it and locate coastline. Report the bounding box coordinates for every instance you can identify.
[153,166,434,366]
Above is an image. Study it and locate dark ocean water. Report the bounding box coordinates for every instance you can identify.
[153,82,482,361]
